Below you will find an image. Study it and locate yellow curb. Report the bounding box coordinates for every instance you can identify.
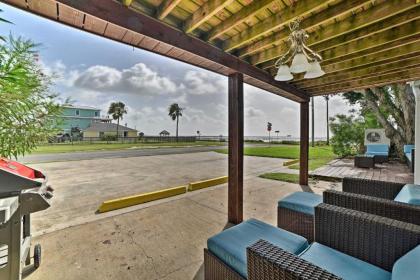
[283,159,299,166]
[98,185,187,213]
[188,176,228,191]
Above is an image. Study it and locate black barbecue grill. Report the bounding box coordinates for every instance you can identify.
[0,158,53,280]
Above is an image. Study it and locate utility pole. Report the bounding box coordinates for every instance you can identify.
[325,96,330,145]
[311,96,315,147]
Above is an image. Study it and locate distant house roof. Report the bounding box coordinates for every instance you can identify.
[159,130,170,136]
[84,122,137,132]
[63,104,100,111]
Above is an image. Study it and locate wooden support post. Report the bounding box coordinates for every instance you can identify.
[228,73,244,224]
[300,101,310,186]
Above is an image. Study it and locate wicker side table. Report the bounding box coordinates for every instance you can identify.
[354,155,375,168]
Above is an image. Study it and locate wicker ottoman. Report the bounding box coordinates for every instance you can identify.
[354,155,375,168]
[278,192,322,242]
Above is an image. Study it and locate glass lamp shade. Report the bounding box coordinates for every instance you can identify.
[304,61,325,79]
[274,64,293,81]
[290,52,310,73]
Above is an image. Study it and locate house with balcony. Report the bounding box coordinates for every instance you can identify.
[57,105,111,136]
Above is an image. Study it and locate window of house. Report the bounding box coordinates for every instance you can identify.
[75,109,80,116]
[95,111,99,117]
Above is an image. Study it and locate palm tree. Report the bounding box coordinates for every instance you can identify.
[108,102,127,139]
[168,103,184,142]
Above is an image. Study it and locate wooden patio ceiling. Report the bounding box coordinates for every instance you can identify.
[5,0,420,99]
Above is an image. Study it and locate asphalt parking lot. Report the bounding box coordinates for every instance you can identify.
[29,151,295,235]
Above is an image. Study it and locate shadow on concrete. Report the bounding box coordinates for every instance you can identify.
[193,263,204,280]
[299,184,314,193]
[22,264,37,279]
[193,222,234,280]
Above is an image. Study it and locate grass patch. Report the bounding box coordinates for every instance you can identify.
[215,145,335,171]
[32,141,226,154]
[259,172,301,184]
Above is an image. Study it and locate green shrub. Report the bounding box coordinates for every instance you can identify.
[329,114,365,157]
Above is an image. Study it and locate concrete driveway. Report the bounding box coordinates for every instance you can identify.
[30,151,296,235]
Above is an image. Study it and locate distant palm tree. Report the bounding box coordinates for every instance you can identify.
[168,103,184,142]
[108,102,127,139]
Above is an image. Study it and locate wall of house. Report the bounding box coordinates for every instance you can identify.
[83,131,99,138]
[57,107,102,134]
[83,130,138,139]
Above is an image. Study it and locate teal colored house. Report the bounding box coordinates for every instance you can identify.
[58,105,110,135]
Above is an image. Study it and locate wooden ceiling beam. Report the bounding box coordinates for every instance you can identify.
[238,0,372,58]
[255,2,420,68]
[223,0,334,52]
[308,67,420,95]
[298,42,420,77]
[52,0,308,102]
[184,0,234,34]
[122,0,133,7]
[207,0,276,41]
[156,0,182,20]
[295,56,420,90]
[279,22,420,82]
[319,24,420,65]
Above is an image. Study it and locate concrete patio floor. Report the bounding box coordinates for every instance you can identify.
[26,175,337,280]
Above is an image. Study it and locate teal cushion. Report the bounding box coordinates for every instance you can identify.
[405,153,412,163]
[207,218,308,278]
[403,145,415,154]
[278,191,322,215]
[300,242,391,280]
[366,151,389,156]
[392,245,420,280]
[366,144,389,155]
[394,184,420,205]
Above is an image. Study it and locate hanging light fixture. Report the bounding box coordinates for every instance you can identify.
[274,20,325,81]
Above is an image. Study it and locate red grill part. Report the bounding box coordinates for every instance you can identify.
[0,158,38,179]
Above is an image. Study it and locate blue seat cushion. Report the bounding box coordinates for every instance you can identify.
[366,144,389,156]
[207,218,308,278]
[394,184,420,205]
[300,242,391,280]
[403,144,415,154]
[405,153,412,163]
[278,191,322,215]
[392,245,420,280]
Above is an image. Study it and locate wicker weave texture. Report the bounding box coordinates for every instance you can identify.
[315,203,420,271]
[342,177,404,199]
[323,190,420,225]
[247,239,342,280]
[204,249,245,280]
[278,206,314,242]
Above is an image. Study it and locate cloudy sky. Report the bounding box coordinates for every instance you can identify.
[0,3,353,137]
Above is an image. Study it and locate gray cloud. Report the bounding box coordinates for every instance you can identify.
[47,59,354,137]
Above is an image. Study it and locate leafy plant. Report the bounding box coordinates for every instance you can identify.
[0,36,61,158]
[329,114,365,157]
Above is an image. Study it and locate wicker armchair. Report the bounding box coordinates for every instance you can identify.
[247,203,420,280]
[341,177,405,199]
[322,177,420,225]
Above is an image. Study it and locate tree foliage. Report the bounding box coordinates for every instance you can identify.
[107,101,127,138]
[0,36,61,158]
[329,114,365,157]
[168,103,184,141]
[342,84,415,158]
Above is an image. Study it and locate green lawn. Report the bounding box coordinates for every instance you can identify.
[32,141,226,154]
[216,145,335,171]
